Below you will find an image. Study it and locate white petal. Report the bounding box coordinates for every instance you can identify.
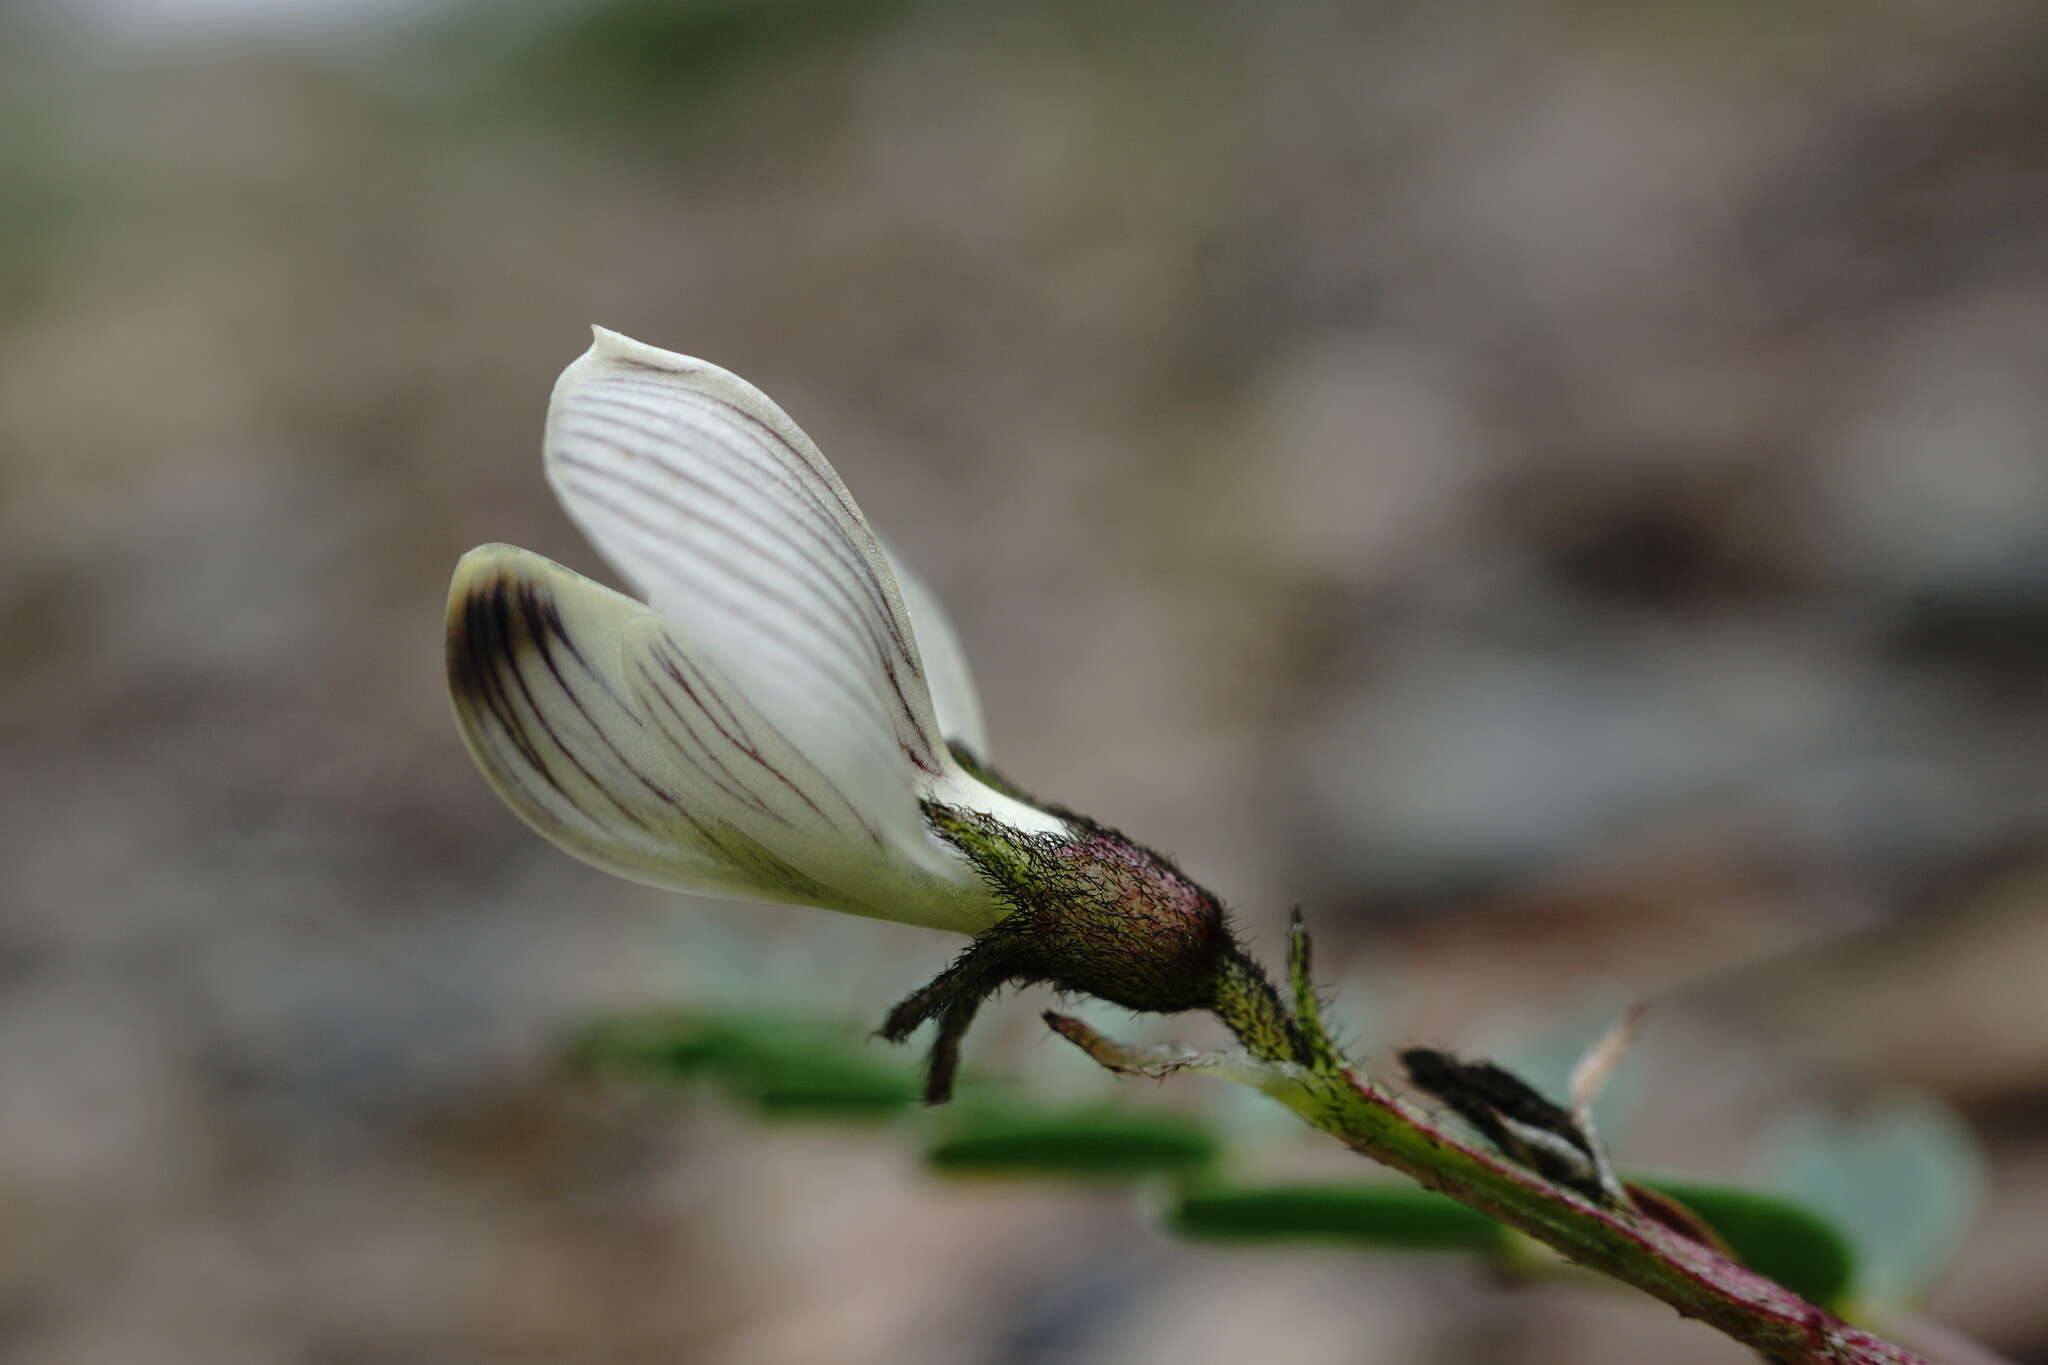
[544,328,953,833]
[618,613,1008,933]
[446,544,853,910]
[879,541,990,758]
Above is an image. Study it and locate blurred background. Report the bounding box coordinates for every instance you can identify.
[5,0,2048,1360]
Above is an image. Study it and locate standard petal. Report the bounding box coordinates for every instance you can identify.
[544,327,953,828]
[879,542,990,758]
[446,543,848,910]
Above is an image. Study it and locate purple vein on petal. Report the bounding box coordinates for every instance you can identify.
[644,630,885,847]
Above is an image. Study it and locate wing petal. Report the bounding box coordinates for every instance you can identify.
[446,543,846,910]
[880,542,990,758]
[618,614,1005,933]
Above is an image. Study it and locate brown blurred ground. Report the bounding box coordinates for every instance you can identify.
[4,1,2048,1361]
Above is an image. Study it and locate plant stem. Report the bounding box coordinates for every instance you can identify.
[1044,926,1976,1365]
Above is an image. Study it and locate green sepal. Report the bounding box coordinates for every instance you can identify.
[1168,1182,1507,1252]
[926,1107,1221,1180]
[1631,1177,1858,1309]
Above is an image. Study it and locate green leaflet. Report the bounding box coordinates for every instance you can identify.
[568,1009,734,1079]
[926,1109,1221,1180]
[570,1011,920,1118]
[1169,1183,1507,1252]
[1164,1173,1856,1307]
[1631,1178,1858,1309]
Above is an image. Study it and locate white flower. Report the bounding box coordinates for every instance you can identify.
[448,327,1242,1105]
[446,326,1070,935]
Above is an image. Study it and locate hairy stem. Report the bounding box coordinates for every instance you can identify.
[1213,948,1301,1063]
[1046,925,1983,1365]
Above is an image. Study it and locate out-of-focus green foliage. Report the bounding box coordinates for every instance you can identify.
[1168,1183,1506,1252]
[0,27,79,313]
[571,1010,920,1118]
[926,1107,1221,1181]
[449,0,911,119]
[570,1009,735,1079]
[1631,1178,1859,1309]
[727,1041,922,1117]
[1166,1175,1856,1304]
[570,1008,1938,1314]
[1762,1094,1987,1308]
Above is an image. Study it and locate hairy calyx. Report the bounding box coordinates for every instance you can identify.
[879,791,1246,1103]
